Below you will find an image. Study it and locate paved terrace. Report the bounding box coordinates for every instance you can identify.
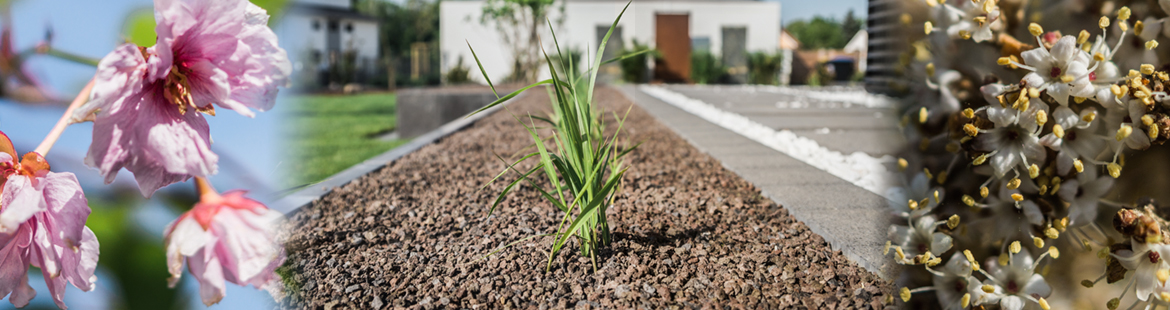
[618,85,904,278]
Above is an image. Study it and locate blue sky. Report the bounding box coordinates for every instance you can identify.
[1,0,286,309]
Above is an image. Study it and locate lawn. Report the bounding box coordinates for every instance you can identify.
[284,92,407,187]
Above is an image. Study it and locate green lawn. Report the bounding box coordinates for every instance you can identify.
[284,93,407,187]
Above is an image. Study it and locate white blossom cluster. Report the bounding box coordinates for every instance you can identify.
[886,0,1170,309]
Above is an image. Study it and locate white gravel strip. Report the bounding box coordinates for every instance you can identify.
[640,85,897,197]
[676,84,896,108]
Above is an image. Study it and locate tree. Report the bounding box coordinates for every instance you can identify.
[479,0,565,82]
[786,16,851,50]
[842,9,863,39]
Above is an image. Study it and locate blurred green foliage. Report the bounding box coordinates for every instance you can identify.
[120,0,289,47]
[747,52,783,85]
[84,189,198,310]
[619,40,654,83]
[284,93,406,187]
[785,9,865,50]
[353,0,442,87]
[690,51,725,85]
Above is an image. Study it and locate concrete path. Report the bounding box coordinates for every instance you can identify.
[618,85,900,279]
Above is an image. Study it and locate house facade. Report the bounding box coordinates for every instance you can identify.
[276,0,381,88]
[440,0,780,84]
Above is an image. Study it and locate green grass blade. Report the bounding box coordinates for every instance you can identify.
[467,41,499,98]
[474,233,561,263]
[586,1,633,105]
[486,164,543,217]
[467,79,555,118]
[599,48,653,66]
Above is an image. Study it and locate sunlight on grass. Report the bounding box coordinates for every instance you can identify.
[284,93,407,187]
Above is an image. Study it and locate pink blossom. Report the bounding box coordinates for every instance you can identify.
[0,132,100,309]
[75,0,290,197]
[164,185,285,306]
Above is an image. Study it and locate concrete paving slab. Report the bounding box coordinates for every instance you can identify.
[618,85,894,279]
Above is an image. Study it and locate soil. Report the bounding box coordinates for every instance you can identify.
[278,87,892,309]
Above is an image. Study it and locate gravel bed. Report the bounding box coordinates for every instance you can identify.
[278,87,891,309]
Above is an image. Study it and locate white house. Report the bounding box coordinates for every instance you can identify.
[440,0,780,84]
[276,0,381,86]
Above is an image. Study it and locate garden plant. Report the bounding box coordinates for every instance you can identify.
[890,0,1170,308]
[0,0,291,307]
[467,3,646,271]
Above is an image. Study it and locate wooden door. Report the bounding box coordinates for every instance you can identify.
[654,14,690,83]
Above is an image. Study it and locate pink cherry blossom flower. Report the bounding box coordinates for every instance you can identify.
[163,178,285,306]
[74,0,290,197]
[0,132,100,309]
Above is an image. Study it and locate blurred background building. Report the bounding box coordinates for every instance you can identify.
[279,0,382,90]
[440,0,780,84]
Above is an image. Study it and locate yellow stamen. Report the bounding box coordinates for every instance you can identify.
[1029,23,1044,36]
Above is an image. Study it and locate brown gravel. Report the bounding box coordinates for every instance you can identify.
[278,87,891,309]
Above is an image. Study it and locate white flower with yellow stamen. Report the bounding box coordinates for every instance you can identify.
[983,248,1053,310]
[1105,95,1153,151]
[1058,168,1113,228]
[886,172,944,218]
[1039,106,1106,174]
[931,253,985,310]
[939,0,1002,43]
[889,215,953,264]
[1112,242,1170,301]
[1017,36,1095,106]
[978,101,1049,178]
